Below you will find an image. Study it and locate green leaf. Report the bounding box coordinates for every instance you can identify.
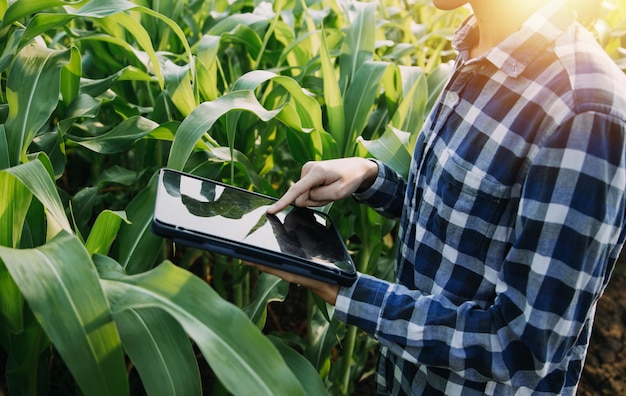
[0,28,23,74]
[167,90,282,170]
[196,35,221,101]
[320,28,345,156]
[207,13,267,35]
[357,125,413,178]
[20,13,75,45]
[0,167,33,248]
[342,60,392,156]
[391,66,428,135]
[1,0,87,27]
[113,307,202,396]
[304,309,344,371]
[102,11,164,88]
[0,269,23,335]
[95,165,142,186]
[0,231,128,396]
[5,156,72,235]
[85,210,128,256]
[98,260,307,396]
[230,70,330,162]
[233,70,326,134]
[268,336,330,396]
[338,1,376,94]
[162,59,196,117]
[115,174,162,274]
[61,46,82,106]
[67,115,160,154]
[5,44,70,166]
[71,187,98,237]
[243,273,288,327]
[80,66,155,98]
[93,257,201,396]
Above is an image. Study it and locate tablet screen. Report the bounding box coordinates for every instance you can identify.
[154,170,354,272]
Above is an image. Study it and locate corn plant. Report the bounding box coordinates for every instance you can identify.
[0,0,623,395]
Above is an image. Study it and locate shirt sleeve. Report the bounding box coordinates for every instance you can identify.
[352,159,407,220]
[335,111,626,386]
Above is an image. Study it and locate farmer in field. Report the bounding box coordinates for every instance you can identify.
[252,0,626,394]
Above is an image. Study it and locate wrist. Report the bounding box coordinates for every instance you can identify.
[356,159,379,193]
[312,283,340,305]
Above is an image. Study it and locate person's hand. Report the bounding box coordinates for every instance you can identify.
[245,262,340,305]
[267,158,378,214]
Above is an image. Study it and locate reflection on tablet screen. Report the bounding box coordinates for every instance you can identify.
[155,171,352,271]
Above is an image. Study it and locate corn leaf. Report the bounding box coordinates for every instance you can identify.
[342,60,391,156]
[269,336,330,396]
[5,157,71,235]
[319,28,345,156]
[115,174,162,274]
[243,273,288,327]
[0,231,128,396]
[167,90,282,171]
[358,125,413,178]
[391,66,428,134]
[96,255,202,396]
[85,210,128,256]
[338,1,375,94]
[67,116,160,154]
[5,44,70,166]
[98,259,307,396]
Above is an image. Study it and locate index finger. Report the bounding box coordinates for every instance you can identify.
[267,168,327,213]
[266,180,311,214]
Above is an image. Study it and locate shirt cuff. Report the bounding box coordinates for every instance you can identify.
[352,159,384,202]
[335,273,391,338]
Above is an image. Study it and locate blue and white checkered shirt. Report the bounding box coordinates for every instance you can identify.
[335,1,626,395]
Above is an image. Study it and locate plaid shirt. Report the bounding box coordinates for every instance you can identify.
[335,1,626,395]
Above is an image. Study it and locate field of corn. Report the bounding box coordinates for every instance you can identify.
[0,0,625,394]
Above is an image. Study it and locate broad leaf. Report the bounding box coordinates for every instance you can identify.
[67,116,160,154]
[167,90,282,170]
[5,157,71,236]
[85,210,128,256]
[243,273,288,327]
[113,307,202,396]
[269,336,330,396]
[162,58,196,117]
[97,259,307,396]
[0,231,128,396]
[1,0,87,27]
[115,174,162,274]
[358,125,413,178]
[320,28,345,156]
[338,1,376,94]
[392,66,428,135]
[5,44,70,166]
[343,60,392,156]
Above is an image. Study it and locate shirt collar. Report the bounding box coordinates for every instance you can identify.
[452,0,576,77]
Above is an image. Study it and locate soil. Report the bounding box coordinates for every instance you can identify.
[578,260,626,395]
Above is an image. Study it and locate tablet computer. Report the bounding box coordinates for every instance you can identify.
[151,168,357,286]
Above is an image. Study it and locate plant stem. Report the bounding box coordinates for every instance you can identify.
[340,204,374,392]
[340,325,358,393]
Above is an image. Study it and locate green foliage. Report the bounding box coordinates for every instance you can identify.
[0,0,624,395]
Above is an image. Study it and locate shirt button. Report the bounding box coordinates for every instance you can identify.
[446,91,460,107]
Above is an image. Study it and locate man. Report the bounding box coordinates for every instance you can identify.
[254,0,626,394]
